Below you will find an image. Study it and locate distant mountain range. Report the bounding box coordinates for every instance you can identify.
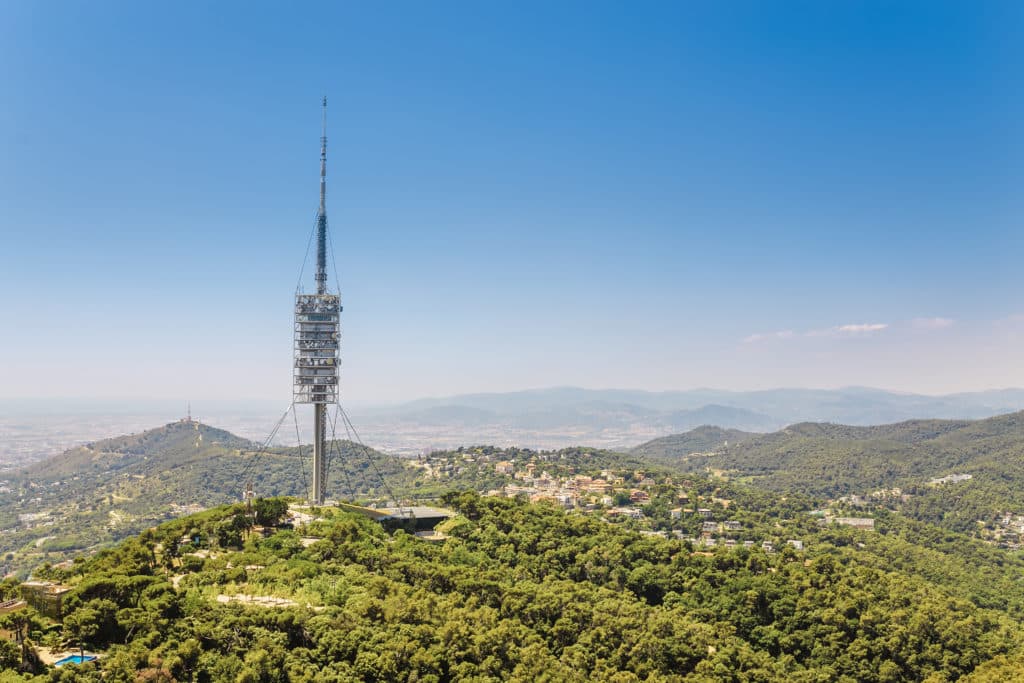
[359,386,1024,446]
[5,387,1023,457]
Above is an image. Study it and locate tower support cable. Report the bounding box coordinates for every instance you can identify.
[325,404,357,501]
[338,406,404,512]
[240,404,295,499]
[291,402,310,502]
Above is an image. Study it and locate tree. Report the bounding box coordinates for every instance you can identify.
[253,499,289,527]
[63,607,100,661]
[0,639,19,671]
[0,608,42,672]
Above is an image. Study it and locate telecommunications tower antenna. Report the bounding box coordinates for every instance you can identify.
[293,96,342,505]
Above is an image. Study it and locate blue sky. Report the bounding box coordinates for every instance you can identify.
[1,1,1021,402]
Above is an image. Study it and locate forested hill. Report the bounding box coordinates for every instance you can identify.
[630,425,758,464]
[6,495,1024,681]
[22,420,255,479]
[0,422,660,577]
[663,411,1024,494]
[8,417,1024,679]
[640,411,1024,534]
[1,421,420,576]
[14,420,416,503]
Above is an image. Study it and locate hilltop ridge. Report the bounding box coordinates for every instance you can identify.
[630,425,759,464]
[1,421,411,576]
[635,411,1024,536]
[23,420,254,480]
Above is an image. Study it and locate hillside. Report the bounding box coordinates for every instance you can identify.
[0,423,660,577]
[5,492,1024,681]
[640,412,1024,535]
[8,418,1024,679]
[630,425,759,464]
[0,421,420,576]
[23,420,255,479]
[10,411,1024,579]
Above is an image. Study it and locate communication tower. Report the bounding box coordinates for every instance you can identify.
[294,97,341,505]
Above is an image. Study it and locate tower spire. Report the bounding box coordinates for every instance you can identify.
[319,96,327,218]
[316,96,328,294]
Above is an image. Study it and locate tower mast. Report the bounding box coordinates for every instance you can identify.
[294,96,340,506]
[316,96,328,295]
[312,96,329,505]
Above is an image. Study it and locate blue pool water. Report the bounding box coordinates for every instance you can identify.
[54,655,97,666]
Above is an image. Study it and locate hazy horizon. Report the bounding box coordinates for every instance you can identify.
[2,383,1024,414]
[4,384,1024,467]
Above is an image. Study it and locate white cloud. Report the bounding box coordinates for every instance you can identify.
[837,323,889,333]
[745,323,888,342]
[807,323,889,337]
[744,330,796,344]
[912,317,954,330]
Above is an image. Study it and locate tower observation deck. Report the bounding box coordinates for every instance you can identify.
[293,97,341,505]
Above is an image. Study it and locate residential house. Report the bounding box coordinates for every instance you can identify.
[20,582,72,619]
[629,490,650,503]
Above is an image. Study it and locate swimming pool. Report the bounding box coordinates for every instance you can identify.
[54,655,97,666]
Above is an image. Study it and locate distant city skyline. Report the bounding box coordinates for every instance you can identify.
[1,2,1021,403]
